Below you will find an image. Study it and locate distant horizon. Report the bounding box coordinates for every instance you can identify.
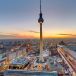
[0,37,76,40]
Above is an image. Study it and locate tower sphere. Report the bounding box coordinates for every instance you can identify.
[38,13,44,23]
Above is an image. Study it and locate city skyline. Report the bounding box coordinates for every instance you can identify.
[0,0,76,39]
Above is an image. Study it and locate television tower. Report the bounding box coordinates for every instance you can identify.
[38,0,44,62]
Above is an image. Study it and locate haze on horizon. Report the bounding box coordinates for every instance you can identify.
[0,0,76,39]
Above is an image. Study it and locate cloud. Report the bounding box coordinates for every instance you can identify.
[0,32,19,39]
[28,30,40,33]
[0,35,17,39]
[0,32,35,39]
[58,34,76,36]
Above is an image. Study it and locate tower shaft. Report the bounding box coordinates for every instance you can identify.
[40,23,43,61]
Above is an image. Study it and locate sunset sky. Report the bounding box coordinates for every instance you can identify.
[0,0,76,39]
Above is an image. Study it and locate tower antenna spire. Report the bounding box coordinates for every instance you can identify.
[40,0,42,13]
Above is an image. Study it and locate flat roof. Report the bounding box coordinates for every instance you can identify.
[11,57,28,65]
[4,70,58,76]
[0,54,6,62]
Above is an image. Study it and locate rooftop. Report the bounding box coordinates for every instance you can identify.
[4,70,58,76]
[11,57,29,65]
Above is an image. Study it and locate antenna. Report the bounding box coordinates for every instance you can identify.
[40,0,42,13]
[38,0,44,23]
